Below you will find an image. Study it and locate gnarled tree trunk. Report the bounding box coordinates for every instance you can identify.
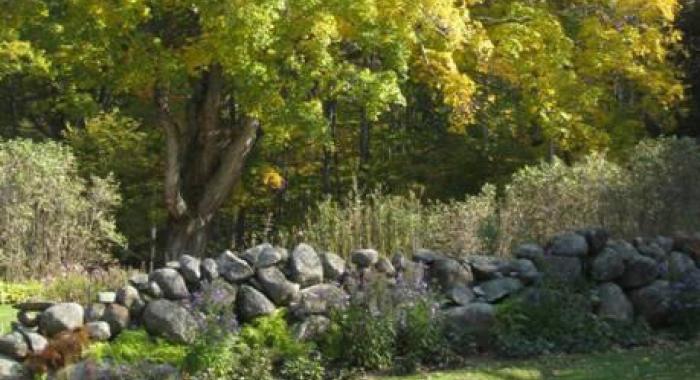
[156,65,260,259]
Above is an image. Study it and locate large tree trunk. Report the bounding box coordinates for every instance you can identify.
[156,66,260,259]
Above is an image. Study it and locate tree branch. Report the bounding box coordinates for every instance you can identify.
[155,84,188,219]
[197,116,260,219]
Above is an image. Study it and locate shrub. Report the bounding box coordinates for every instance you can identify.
[669,273,700,339]
[493,281,652,358]
[393,299,458,374]
[296,137,700,256]
[183,311,321,380]
[295,184,497,257]
[322,304,397,371]
[0,281,42,304]
[0,139,124,280]
[42,266,131,304]
[87,329,187,366]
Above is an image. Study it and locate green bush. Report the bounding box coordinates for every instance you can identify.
[0,281,42,304]
[0,139,124,280]
[393,300,458,374]
[493,282,652,358]
[322,305,397,371]
[183,311,322,380]
[296,137,700,256]
[42,266,131,304]
[87,329,188,366]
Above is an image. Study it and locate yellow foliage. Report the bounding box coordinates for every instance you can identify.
[261,167,286,191]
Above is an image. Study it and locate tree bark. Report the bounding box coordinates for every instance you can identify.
[156,67,261,259]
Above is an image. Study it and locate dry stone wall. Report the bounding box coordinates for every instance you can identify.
[2,228,700,378]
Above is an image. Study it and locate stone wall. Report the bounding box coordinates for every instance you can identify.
[2,228,700,378]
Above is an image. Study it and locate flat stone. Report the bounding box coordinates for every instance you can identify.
[129,273,150,291]
[430,258,473,290]
[97,292,117,304]
[475,277,523,303]
[513,243,545,264]
[13,302,54,312]
[412,249,443,264]
[351,249,379,268]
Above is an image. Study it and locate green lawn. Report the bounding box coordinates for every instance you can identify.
[374,340,700,380]
[0,304,15,334]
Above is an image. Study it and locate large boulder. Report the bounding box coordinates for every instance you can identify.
[445,285,474,306]
[201,258,219,281]
[237,285,276,322]
[351,249,379,268]
[637,242,668,262]
[513,243,545,265]
[541,255,583,283]
[256,267,300,306]
[576,227,609,256]
[549,232,589,257]
[200,279,238,307]
[475,277,523,303]
[258,246,288,268]
[630,280,672,327]
[667,251,696,281]
[179,255,202,283]
[619,254,659,289]
[0,354,28,380]
[503,259,540,284]
[39,303,84,337]
[596,282,633,322]
[217,250,254,283]
[412,248,443,264]
[150,269,190,300]
[0,332,28,359]
[467,256,506,281]
[591,247,628,282]
[102,303,130,336]
[241,243,273,268]
[289,244,324,286]
[320,252,346,281]
[293,284,348,317]
[429,258,473,290]
[129,273,150,291]
[441,303,496,340]
[143,300,198,344]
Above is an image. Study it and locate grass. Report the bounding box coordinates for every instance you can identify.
[0,304,14,334]
[373,340,700,380]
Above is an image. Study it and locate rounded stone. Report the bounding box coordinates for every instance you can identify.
[351,249,379,268]
[39,303,84,337]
